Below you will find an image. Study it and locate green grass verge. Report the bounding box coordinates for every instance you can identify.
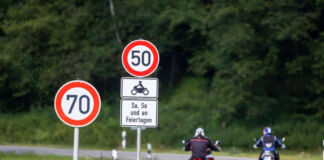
[0,144,321,160]
[0,153,111,160]
[0,104,323,151]
[141,147,322,160]
[216,151,322,160]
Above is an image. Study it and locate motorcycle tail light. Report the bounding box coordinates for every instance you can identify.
[264,151,272,156]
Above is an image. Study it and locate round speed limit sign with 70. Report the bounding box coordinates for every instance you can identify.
[54,80,101,127]
[122,40,159,77]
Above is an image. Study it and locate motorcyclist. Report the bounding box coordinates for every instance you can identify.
[134,81,144,89]
[184,128,220,160]
[253,127,285,160]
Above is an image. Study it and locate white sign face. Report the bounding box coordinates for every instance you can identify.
[122,40,159,77]
[127,45,154,72]
[61,87,94,120]
[121,77,158,99]
[54,80,101,127]
[120,99,158,127]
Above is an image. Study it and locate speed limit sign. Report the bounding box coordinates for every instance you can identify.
[54,80,101,127]
[122,40,159,77]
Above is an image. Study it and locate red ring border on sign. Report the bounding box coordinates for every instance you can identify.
[54,80,101,127]
[122,40,159,77]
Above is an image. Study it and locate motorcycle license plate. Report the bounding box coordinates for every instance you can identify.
[264,157,272,160]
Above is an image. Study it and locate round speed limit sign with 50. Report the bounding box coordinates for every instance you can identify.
[122,40,159,77]
[54,80,101,127]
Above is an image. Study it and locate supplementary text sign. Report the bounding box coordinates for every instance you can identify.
[120,99,158,127]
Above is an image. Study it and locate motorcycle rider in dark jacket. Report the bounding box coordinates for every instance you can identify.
[184,128,220,160]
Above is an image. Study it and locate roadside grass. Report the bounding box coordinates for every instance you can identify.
[0,108,322,160]
[0,107,323,151]
[218,151,322,160]
[141,147,322,160]
[0,153,111,160]
[0,144,321,160]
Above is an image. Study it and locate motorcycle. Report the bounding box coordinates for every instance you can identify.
[253,137,285,160]
[205,140,221,160]
[182,139,221,160]
[131,86,149,95]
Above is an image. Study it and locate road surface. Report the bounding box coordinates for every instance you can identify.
[0,145,254,160]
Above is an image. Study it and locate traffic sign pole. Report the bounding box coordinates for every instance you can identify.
[54,80,101,160]
[121,131,126,149]
[137,127,141,160]
[73,127,79,160]
[121,39,159,160]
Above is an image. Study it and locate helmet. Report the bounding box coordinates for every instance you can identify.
[195,128,205,137]
[263,127,272,135]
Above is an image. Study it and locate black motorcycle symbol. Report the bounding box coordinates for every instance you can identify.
[131,81,149,95]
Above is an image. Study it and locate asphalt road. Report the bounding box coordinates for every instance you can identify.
[0,145,255,160]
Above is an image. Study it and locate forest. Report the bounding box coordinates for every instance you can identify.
[0,0,323,151]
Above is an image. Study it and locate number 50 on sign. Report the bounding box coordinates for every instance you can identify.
[122,40,159,77]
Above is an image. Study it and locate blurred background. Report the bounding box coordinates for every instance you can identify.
[0,0,323,154]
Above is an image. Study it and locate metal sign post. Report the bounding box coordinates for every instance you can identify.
[122,131,126,149]
[120,39,159,160]
[54,80,101,160]
[137,127,141,160]
[147,143,152,160]
[112,149,118,160]
[73,128,79,160]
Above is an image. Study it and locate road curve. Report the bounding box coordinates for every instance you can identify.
[0,145,254,160]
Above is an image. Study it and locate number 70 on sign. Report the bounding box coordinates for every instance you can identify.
[55,80,101,127]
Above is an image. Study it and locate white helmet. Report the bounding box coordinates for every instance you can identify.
[195,128,205,137]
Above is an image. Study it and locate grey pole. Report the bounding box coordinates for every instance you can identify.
[122,131,126,150]
[322,139,324,160]
[74,78,81,160]
[147,143,152,160]
[112,149,118,160]
[73,127,79,160]
[137,127,141,160]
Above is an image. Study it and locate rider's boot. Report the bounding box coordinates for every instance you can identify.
[258,151,263,160]
[274,150,280,160]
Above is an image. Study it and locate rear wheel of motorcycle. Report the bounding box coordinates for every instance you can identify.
[131,89,137,95]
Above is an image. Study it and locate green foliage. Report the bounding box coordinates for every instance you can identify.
[0,103,122,147]
[187,0,324,123]
[0,0,122,111]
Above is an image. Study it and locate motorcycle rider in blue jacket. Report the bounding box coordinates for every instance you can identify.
[253,127,285,160]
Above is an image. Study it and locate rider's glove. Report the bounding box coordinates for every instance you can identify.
[281,144,286,149]
[217,146,222,151]
[253,144,258,149]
